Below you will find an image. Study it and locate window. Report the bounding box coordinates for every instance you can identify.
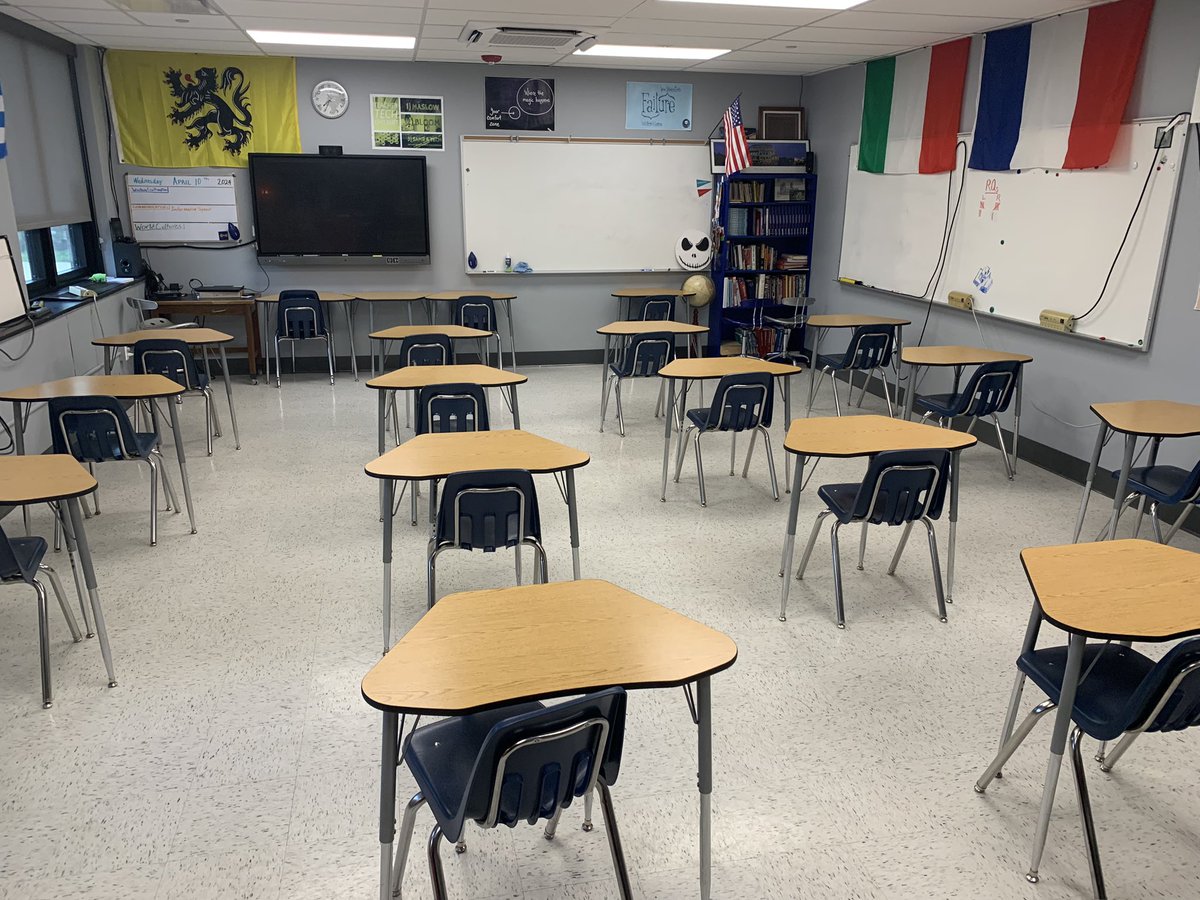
[50,224,88,279]
[17,231,44,286]
[16,222,94,295]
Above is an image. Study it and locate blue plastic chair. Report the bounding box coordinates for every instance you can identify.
[133,338,221,456]
[382,334,456,436]
[790,449,950,628]
[674,371,778,507]
[639,295,675,321]
[1102,457,1200,544]
[48,395,177,547]
[452,296,503,368]
[600,331,675,436]
[407,383,491,528]
[917,360,1021,479]
[0,523,83,708]
[392,688,631,900]
[273,290,334,387]
[808,324,897,416]
[975,638,1200,899]
[427,469,545,609]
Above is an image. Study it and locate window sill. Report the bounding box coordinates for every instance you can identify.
[0,277,144,344]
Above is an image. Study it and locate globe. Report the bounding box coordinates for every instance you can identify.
[681,274,715,309]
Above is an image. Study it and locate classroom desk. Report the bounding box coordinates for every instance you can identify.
[258,292,360,381]
[368,323,496,370]
[657,357,803,498]
[365,364,527,455]
[423,291,518,370]
[597,320,708,424]
[777,414,977,621]
[610,288,696,321]
[0,454,118,697]
[1071,400,1200,544]
[153,295,261,382]
[990,539,1200,887]
[900,346,1032,475]
[805,314,911,414]
[0,375,199,537]
[364,429,590,653]
[362,578,738,900]
[93,327,241,451]
[348,292,430,376]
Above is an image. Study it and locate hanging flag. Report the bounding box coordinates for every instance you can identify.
[858,37,970,175]
[969,0,1154,172]
[722,97,750,175]
[0,79,6,161]
[105,50,301,168]
[696,178,712,198]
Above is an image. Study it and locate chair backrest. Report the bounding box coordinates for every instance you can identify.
[276,290,327,339]
[416,383,490,435]
[48,395,146,463]
[127,296,158,315]
[705,371,773,431]
[958,360,1020,418]
[453,296,497,332]
[851,449,951,525]
[455,688,627,829]
[133,338,203,390]
[0,523,30,584]
[837,325,896,371]
[436,469,540,552]
[617,332,674,378]
[640,296,675,321]
[398,333,453,368]
[1122,638,1200,735]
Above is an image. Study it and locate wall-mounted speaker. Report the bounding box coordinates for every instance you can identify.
[113,241,144,278]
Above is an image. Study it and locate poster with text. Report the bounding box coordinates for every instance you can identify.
[626,82,692,131]
[371,95,444,150]
[485,77,555,131]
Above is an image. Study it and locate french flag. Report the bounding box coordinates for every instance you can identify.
[969,0,1154,172]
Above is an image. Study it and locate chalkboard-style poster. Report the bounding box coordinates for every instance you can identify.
[485,77,555,131]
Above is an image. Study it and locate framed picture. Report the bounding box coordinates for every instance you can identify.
[758,107,805,141]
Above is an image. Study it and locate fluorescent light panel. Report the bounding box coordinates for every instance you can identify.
[574,44,729,60]
[248,30,416,50]
[660,0,867,8]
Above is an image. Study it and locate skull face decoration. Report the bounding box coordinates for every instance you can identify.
[676,231,712,270]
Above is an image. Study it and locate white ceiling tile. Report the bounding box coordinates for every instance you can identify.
[606,17,792,40]
[12,0,115,9]
[719,48,864,65]
[588,32,753,51]
[626,1,832,27]
[66,22,247,39]
[417,47,567,64]
[425,0,642,16]
[776,25,962,44]
[755,39,913,56]
[813,10,1018,32]
[231,15,422,34]
[423,9,619,28]
[692,59,824,75]
[126,11,240,28]
[16,5,137,25]
[222,4,423,24]
[859,0,1095,16]
[0,7,48,21]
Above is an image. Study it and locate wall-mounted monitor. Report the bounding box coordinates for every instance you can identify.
[248,153,430,264]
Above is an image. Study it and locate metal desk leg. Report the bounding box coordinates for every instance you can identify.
[599,335,611,431]
[369,302,376,378]
[778,455,804,621]
[1106,434,1137,541]
[903,363,918,421]
[378,709,399,900]
[948,449,961,603]
[343,302,360,381]
[807,329,823,412]
[217,347,241,450]
[892,327,904,417]
[64,496,117,688]
[381,479,394,655]
[14,401,29,535]
[566,468,581,579]
[510,386,521,429]
[166,401,198,534]
[503,298,517,371]
[661,380,676,501]
[1073,425,1107,543]
[1027,633,1085,884]
[697,676,713,900]
[103,347,114,375]
[783,375,792,493]
[1011,367,1023,476]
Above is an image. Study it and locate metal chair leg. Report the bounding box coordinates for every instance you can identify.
[391,793,427,897]
[529,539,549,584]
[795,510,831,582]
[1163,504,1193,544]
[829,369,843,416]
[153,450,178,513]
[886,521,914,575]
[1150,502,1165,543]
[291,341,296,374]
[762,429,779,501]
[999,670,1028,751]
[741,427,758,478]
[1097,730,1141,773]
[992,415,1014,480]
[975,700,1057,792]
[600,373,612,432]
[204,391,214,457]
[1070,726,1107,899]
[544,803,566,840]
[655,379,666,418]
[729,431,737,475]
[614,378,626,437]
[41,565,82,642]
[694,431,707,507]
[880,372,894,417]
[830,520,846,627]
[326,335,335,385]
[29,579,58,709]
[274,336,281,387]
[146,458,159,546]
[855,369,869,408]
[674,425,694,484]
[922,517,948,622]
[598,781,635,900]
[427,825,448,900]
[88,463,100,515]
[583,790,594,831]
[426,547,441,610]
[857,521,869,570]
[207,384,222,438]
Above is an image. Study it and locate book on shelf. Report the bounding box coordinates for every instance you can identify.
[722,272,809,307]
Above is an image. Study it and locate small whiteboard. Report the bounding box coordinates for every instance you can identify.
[0,236,28,326]
[126,173,240,244]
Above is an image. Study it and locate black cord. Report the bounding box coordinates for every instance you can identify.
[141,240,258,251]
[0,312,37,363]
[916,140,968,346]
[0,414,14,454]
[254,256,271,294]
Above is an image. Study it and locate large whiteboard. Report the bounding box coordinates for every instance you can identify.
[126,173,240,244]
[837,120,1189,349]
[460,136,711,274]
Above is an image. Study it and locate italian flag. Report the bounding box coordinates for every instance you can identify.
[859,37,971,175]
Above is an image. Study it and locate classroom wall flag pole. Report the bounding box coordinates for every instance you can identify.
[722,97,751,176]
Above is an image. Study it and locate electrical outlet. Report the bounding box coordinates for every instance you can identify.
[1039,309,1076,333]
[1155,125,1174,149]
[948,291,974,311]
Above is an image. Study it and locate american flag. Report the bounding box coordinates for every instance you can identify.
[722,96,749,175]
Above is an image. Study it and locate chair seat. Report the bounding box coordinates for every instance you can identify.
[404,701,545,840]
[1112,464,1198,505]
[1018,644,1156,742]
[916,393,963,418]
[0,536,48,585]
[815,353,847,371]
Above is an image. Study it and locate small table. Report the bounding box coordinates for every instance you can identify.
[364,429,590,653]
[424,291,518,371]
[900,345,1032,475]
[1072,400,1200,544]
[805,314,910,413]
[0,375,199,536]
[93,327,241,451]
[610,288,696,321]
[365,364,527,455]
[0,454,118,696]
[1004,539,1200,884]
[258,292,360,381]
[777,414,977,620]
[597,320,708,423]
[657,357,804,498]
[153,295,261,382]
[368,323,497,370]
[349,292,429,376]
[362,578,738,900]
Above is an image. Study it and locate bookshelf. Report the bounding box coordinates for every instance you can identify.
[708,170,816,358]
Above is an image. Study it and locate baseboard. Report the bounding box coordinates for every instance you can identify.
[228,349,604,376]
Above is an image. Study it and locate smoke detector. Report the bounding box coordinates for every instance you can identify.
[459,24,597,50]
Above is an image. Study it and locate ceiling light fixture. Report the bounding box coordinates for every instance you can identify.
[574,44,729,60]
[660,0,867,8]
[247,30,416,50]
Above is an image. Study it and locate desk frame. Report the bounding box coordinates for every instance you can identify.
[805,317,908,417]
[154,297,261,383]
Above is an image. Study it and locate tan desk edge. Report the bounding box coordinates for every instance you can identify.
[0,374,186,402]
[611,289,696,298]
[365,429,590,480]
[807,314,911,327]
[366,364,528,390]
[0,454,97,503]
[352,292,427,301]
[597,321,708,336]
[659,357,803,379]
[1089,400,1200,437]
[93,327,234,347]
[901,345,1033,366]
[424,291,517,301]
[369,324,493,340]
[784,414,978,457]
[258,292,355,302]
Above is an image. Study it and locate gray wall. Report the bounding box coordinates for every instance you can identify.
[804,0,1200,470]
[102,58,800,358]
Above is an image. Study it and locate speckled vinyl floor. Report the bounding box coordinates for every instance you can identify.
[0,363,1197,900]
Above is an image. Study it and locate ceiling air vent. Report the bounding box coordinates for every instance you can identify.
[459,25,595,50]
